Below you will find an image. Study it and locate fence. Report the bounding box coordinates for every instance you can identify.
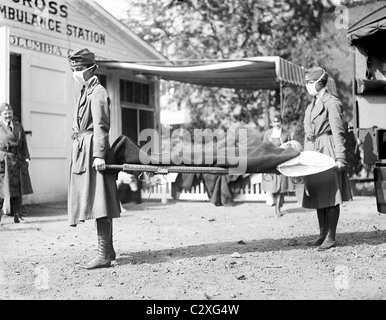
[141,174,270,203]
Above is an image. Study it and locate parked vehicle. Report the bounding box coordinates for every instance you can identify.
[347,4,386,213]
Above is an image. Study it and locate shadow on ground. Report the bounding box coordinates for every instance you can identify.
[116,230,386,266]
[23,202,67,218]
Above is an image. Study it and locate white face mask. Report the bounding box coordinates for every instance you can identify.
[306,71,326,96]
[72,65,95,85]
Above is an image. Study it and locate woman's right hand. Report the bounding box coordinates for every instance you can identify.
[93,158,106,172]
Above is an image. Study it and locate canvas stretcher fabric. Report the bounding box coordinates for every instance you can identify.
[109,135,336,177]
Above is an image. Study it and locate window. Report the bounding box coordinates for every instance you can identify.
[120,79,150,106]
[120,79,154,145]
[121,108,138,143]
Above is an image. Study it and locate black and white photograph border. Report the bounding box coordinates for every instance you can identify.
[1,0,386,303]
[1,195,386,301]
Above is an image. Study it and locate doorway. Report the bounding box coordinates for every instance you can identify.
[10,53,22,122]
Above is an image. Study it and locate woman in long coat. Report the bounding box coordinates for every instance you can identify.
[68,48,121,269]
[261,113,293,217]
[0,103,33,223]
[303,67,352,251]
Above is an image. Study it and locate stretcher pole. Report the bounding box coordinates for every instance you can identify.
[106,164,230,175]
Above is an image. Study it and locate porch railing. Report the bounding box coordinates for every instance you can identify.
[141,174,269,203]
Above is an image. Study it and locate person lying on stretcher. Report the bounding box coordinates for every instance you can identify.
[109,135,336,178]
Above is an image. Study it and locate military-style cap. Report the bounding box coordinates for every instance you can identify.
[305,67,329,82]
[0,102,13,113]
[68,48,95,67]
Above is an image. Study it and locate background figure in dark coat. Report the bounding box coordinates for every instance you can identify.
[68,48,121,269]
[0,103,33,224]
[261,113,293,217]
[303,67,352,251]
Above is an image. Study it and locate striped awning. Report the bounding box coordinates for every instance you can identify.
[97,56,337,95]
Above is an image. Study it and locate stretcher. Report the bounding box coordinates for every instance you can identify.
[106,135,337,181]
[106,151,336,178]
[107,164,230,175]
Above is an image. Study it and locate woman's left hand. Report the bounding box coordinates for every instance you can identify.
[336,160,346,171]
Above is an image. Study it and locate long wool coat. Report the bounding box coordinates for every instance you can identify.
[68,76,121,227]
[302,90,352,209]
[0,120,33,200]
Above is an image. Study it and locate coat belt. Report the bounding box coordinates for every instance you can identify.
[71,130,93,140]
[306,131,332,143]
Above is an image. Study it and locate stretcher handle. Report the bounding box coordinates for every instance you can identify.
[106,164,229,175]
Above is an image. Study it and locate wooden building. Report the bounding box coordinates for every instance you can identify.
[0,0,167,203]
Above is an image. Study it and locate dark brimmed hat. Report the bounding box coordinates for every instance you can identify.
[68,48,95,67]
[305,67,329,82]
[0,102,13,113]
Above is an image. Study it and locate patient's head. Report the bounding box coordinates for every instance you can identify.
[280,140,303,152]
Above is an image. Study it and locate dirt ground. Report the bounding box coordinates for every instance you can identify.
[1,195,386,301]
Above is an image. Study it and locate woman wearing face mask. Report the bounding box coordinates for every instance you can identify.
[302,67,352,250]
[261,113,293,218]
[67,48,121,269]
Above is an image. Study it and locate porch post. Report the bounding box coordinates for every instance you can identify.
[280,81,285,117]
[264,90,270,131]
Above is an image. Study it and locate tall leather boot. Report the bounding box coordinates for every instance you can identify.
[12,197,25,224]
[79,218,112,269]
[317,205,340,251]
[307,209,327,246]
[109,220,116,261]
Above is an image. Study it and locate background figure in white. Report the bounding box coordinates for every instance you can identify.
[261,113,293,217]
